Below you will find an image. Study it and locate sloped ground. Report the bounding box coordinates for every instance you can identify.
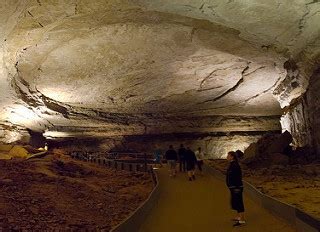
[206,159,320,220]
[0,149,153,231]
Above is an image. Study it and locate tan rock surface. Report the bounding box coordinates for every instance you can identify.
[0,1,319,157]
[8,145,29,158]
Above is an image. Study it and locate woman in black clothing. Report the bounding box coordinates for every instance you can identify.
[226,151,246,226]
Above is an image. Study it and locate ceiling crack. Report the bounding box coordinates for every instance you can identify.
[199,64,248,91]
[196,73,283,111]
[201,64,249,103]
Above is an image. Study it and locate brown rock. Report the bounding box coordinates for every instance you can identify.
[243,143,258,164]
[263,131,292,155]
[269,153,289,165]
[0,144,13,152]
[290,146,314,164]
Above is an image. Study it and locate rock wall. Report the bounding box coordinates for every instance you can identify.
[280,68,320,157]
[280,99,311,147]
[96,132,274,159]
[307,69,320,156]
[42,115,280,158]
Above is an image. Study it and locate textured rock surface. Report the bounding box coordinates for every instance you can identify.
[243,131,293,164]
[109,132,265,159]
[281,68,320,156]
[0,1,319,157]
[308,69,320,156]
[0,152,153,230]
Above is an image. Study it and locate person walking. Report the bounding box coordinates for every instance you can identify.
[226,151,246,227]
[195,147,204,175]
[153,146,163,168]
[185,147,197,181]
[165,145,178,177]
[178,144,186,172]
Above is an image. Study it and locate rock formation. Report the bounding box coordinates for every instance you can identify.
[243,131,292,165]
[0,1,319,158]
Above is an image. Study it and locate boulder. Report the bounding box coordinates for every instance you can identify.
[242,131,294,167]
[289,145,315,164]
[264,130,292,154]
[253,131,292,155]
[242,156,256,165]
[0,144,13,152]
[8,145,29,158]
[244,142,257,159]
[269,153,289,165]
[0,153,12,160]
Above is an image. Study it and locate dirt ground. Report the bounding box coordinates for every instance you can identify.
[206,159,320,220]
[0,149,153,231]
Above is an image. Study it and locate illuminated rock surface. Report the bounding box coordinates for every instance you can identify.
[0,1,319,156]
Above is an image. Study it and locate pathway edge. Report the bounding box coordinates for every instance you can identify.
[204,165,320,232]
[111,169,160,232]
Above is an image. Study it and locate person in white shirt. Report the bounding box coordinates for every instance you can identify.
[195,147,204,174]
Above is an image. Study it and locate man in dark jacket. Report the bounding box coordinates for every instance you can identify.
[185,147,197,181]
[178,144,187,172]
[165,145,178,177]
[226,151,245,227]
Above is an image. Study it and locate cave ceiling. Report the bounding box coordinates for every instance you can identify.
[0,0,319,139]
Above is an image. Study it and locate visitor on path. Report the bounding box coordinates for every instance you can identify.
[195,147,204,174]
[154,146,163,168]
[226,151,246,227]
[165,145,178,177]
[185,147,197,181]
[178,144,186,172]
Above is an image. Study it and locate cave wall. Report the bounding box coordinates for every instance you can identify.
[280,68,320,157]
[119,133,264,159]
[280,99,311,148]
[67,131,276,159]
[44,116,280,159]
[308,70,320,156]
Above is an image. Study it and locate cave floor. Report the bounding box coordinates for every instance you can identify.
[139,166,295,232]
[0,152,153,230]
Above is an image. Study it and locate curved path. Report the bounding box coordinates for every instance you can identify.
[139,166,296,232]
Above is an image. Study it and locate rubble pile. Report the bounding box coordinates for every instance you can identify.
[0,150,153,230]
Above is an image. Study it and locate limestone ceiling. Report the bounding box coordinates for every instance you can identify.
[139,0,320,57]
[0,0,319,136]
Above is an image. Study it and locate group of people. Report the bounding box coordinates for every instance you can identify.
[161,144,204,181]
[154,146,246,227]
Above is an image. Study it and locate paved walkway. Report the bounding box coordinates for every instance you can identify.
[139,166,296,232]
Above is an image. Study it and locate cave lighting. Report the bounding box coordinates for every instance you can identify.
[280,114,291,133]
[40,88,71,103]
[37,143,48,151]
[0,130,22,143]
[218,143,250,159]
[8,105,39,125]
[43,130,74,139]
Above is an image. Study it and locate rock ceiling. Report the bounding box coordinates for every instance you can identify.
[0,0,319,140]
